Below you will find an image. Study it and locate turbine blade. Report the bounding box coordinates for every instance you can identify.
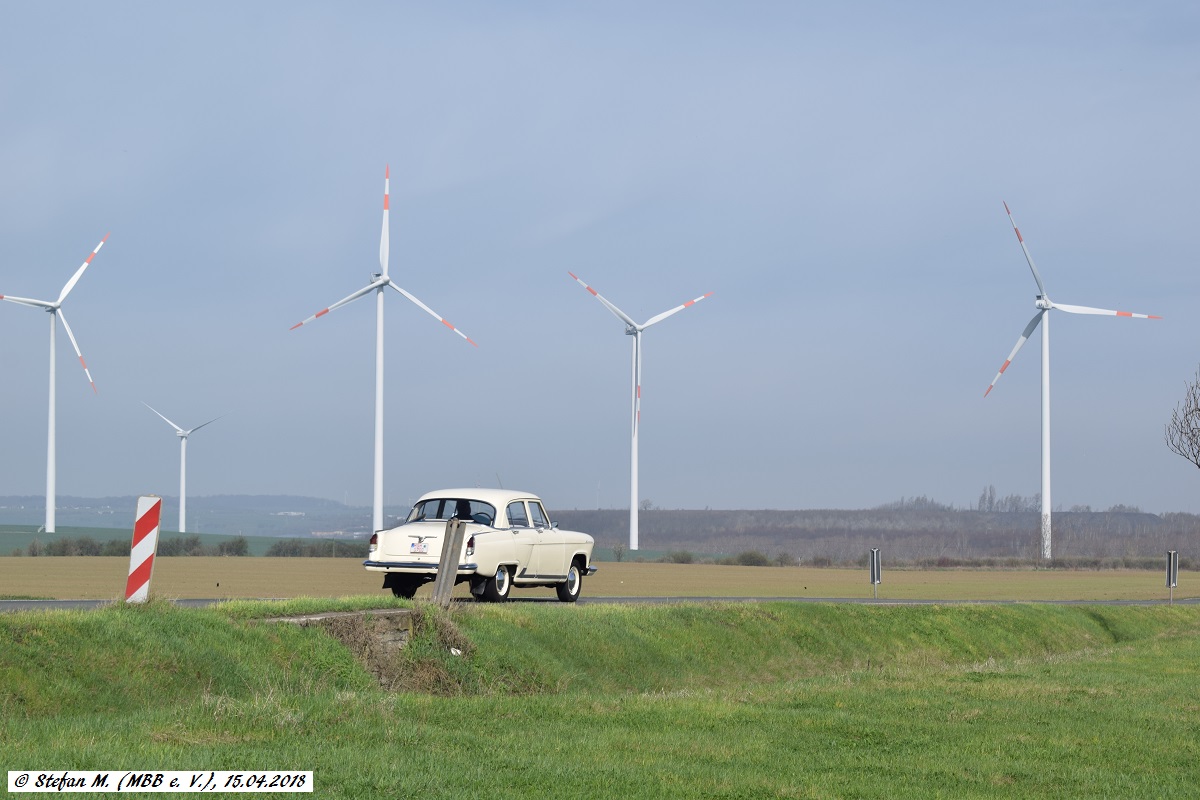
[58,234,109,305]
[642,291,714,329]
[380,165,390,277]
[0,294,54,310]
[984,311,1043,397]
[187,415,224,435]
[1053,302,1162,320]
[388,282,478,346]
[56,310,96,393]
[142,402,185,433]
[290,278,386,330]
[1003,203,1047,297]
[567,271,638,328]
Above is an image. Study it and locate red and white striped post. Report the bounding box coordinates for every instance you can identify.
[125,495,162,603]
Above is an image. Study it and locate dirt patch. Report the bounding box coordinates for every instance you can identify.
[257,606,476,692]
[258,609,416,685]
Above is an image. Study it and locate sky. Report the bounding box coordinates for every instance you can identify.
[1,1,1199,518]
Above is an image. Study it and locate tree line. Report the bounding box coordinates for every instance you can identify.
[15,535,251,558]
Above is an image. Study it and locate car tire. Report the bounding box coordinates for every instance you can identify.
[481,565,512,602]
[389,578,420,599]
[555,563,582,603]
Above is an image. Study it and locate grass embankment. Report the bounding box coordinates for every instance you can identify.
[2,600,1199,797]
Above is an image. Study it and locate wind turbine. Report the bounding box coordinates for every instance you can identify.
[568,272,712,550]
[143,403,222,534]
[984,202,1159,560]
[1,234,108,533]
[291,166,476,534]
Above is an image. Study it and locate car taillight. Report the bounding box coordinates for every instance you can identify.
[369,533,378,554]
[466,535,475,557]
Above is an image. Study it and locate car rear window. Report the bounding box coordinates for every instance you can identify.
[407,499,496,525]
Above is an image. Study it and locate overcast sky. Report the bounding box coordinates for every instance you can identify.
[1,1,1198,517]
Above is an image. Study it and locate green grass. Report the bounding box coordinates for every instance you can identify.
[2,601,1199,798]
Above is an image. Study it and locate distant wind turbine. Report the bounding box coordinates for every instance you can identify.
[984,202,1160,560]
[568,272,712,550]
[1,234,108,533]
[291,166,476,534]
[143,403,222,534]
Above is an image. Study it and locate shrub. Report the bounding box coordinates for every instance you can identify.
[733,550,772,567]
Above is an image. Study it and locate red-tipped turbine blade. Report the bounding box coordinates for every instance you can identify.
[1053,302,1162,319]
[1002,203,1047,298]
[984,311,1043,397]
[642,291,714,329]
[290,278,386,330]
[0,294,54,310]
[380,165,390,276]
[567,271,638,329]
[57,310,96,393]
[389,283,478,346]
[58,234,109,305]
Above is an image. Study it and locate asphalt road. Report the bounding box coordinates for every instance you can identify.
[2,596,1197,612]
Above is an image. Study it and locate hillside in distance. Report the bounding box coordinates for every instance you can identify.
[0,495,375,538]
[3,494,1197,563]
[555,505,1200,563]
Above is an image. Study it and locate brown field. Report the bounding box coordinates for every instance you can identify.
[0,557,1189,602]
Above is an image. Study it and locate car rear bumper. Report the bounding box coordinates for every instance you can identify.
[363,559,479,574]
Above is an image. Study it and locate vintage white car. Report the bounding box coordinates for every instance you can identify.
[364,488,597,602]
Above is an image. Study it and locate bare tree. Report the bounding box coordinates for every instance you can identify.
[1166,367,1200,469]
[612,542,626,563]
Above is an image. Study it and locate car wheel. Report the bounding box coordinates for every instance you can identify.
[389,578,420,599]
[556,563,582,603]
[481,565,511,602]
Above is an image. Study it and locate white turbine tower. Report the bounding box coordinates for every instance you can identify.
[985,202,1160,560]
[568,272,712,551]
[291,166,476,534]
[143,403,222,534]
[1,234,108,533]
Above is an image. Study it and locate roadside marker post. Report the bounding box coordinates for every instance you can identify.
[431,518,466,609]
[1167,550,1179,606]
[869,548,881,600]
[125,495,162,603]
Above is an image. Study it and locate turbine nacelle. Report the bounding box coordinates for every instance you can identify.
[1035,295,1052,310]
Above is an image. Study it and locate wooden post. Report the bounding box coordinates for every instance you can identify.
[431,518,466,608]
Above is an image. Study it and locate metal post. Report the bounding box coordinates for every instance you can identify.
[1167,550,1179,606]
[431,518,466,609]
[869,548,881,600]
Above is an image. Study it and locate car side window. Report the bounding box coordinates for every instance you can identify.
[507,501,529,528]
[529,502,549,529]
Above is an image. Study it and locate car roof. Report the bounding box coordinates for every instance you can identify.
[413,488,544,508]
